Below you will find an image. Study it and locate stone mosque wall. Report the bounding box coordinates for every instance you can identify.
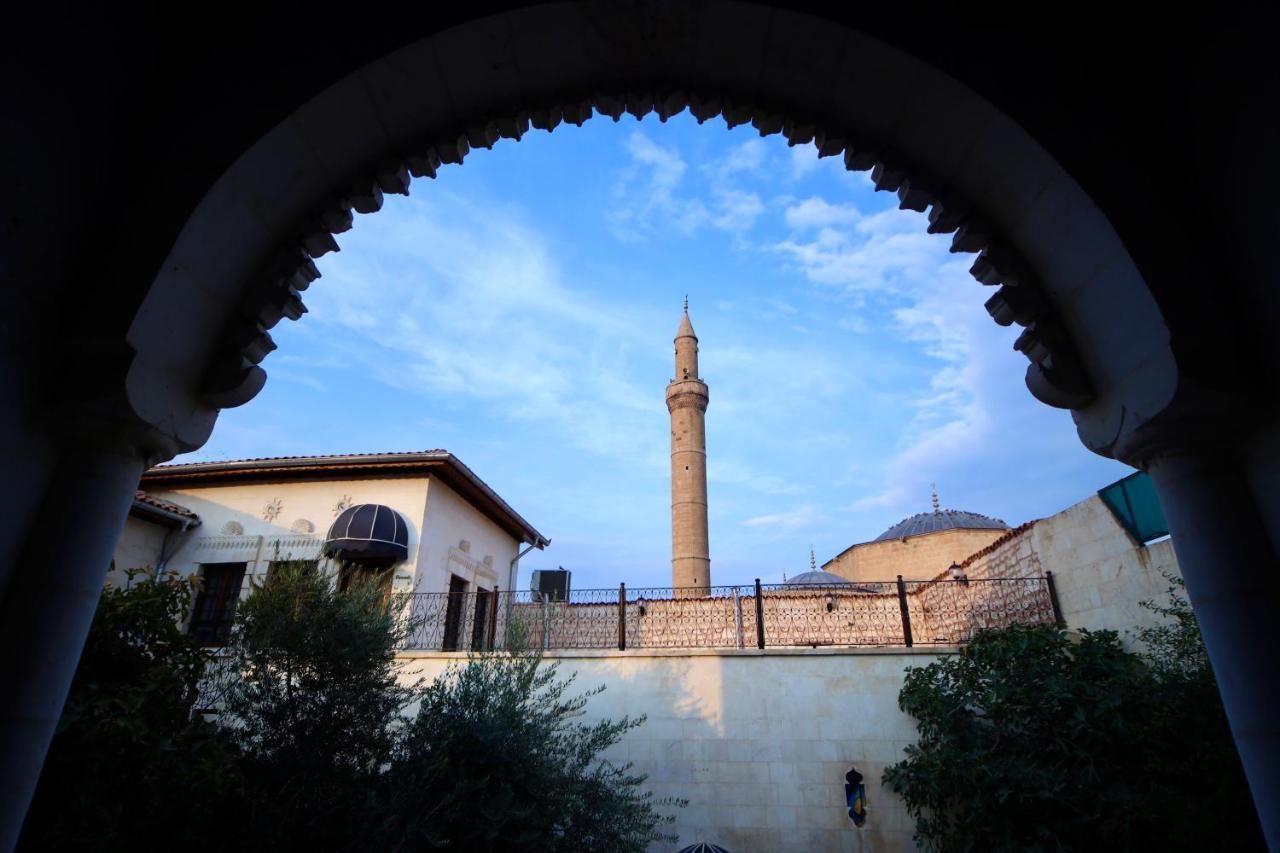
[958,494,1182,637]
[823,527,1008,583]
[401,647,945,853]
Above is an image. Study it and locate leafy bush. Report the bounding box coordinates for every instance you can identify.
[19,570,243,852]
[208,562,420,852]
[882,586,1264,853]
[383,651,681,852]
[24,564,674,852]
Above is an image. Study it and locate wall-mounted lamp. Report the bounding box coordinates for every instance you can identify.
[637,598,647,617]
[948,562,969,586]
[825,591,835,612]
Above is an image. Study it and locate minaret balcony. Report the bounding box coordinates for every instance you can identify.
[665,378,709,412]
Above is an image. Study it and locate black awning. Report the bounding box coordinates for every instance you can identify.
[325,504,410,562]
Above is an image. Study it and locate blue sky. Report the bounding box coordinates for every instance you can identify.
[186,112,1131,589]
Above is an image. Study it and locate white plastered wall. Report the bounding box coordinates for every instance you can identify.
[108,516,171,586]
[138,477,430,596]
[415,476,521,595]
[119,475,526,600]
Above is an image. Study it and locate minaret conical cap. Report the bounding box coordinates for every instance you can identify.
[676,302,697,340]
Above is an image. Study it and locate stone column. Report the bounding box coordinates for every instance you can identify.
[1147,451,1280,848]
[0,442,146,851]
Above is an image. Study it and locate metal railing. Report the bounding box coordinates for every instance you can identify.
[397,574,1062,652]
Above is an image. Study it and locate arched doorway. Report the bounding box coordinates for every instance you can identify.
[2,5,1276,848]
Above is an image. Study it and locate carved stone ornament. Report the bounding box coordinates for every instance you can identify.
[263,497,283,522]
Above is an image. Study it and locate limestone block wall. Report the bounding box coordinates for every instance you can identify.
[951,494,1182,638]
[824,527,1008,583]
[401,648,948,852]
[1025,496,1181,635]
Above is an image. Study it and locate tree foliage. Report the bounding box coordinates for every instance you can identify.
[882,582,1264,853]
[22,563,674,852]
[208,562,419,851]
[19,570,242,852]
[383,651,681,852]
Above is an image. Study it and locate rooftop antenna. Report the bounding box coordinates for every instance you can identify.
[931,483,940,513]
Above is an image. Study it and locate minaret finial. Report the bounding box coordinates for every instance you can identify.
[683,294,688,313]
[809,546,817,573]
[931,483,940,513]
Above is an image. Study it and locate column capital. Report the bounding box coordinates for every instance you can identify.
[1112,381,1266,470]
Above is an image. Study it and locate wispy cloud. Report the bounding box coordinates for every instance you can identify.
[774,205,939,294]
[307,192,669,468]
[783,197,861,230]
[608,131,766,241]
[742,504,827,530]
[790,144,821,180]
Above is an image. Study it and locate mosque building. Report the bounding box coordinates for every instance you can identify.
[822,487,1011,584]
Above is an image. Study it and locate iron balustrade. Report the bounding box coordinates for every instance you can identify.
[396,575,1060,652]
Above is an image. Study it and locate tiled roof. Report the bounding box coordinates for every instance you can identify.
[131,491,201,525]
[150,450,448,469]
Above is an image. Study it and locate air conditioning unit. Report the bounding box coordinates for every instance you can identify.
[531,568,570,602]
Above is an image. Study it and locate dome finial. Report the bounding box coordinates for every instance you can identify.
[931,482,940,513]
[810,546,817,573]
[683,294,688,313]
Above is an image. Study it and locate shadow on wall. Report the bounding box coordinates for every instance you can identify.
[402,650,937,853]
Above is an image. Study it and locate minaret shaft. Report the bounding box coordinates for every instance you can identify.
[667,308,710,594]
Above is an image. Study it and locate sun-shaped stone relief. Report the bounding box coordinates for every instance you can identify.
[263,497,283,522]
[333,495,352,516]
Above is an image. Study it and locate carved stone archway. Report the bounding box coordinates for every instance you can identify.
[3,5,1277,849]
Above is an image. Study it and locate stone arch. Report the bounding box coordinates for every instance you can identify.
[123,1,1173,466]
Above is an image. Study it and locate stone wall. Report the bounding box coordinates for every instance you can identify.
[401,648,948,852]
[952,494,1182,638]
[824,527,1008,583]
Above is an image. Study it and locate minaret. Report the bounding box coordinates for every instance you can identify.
[666,298,711,594]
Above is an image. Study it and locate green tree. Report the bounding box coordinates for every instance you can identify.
[19,570,243,852]
[209,561,418,852]
[1133,574,1261,847]
[381,650,681,852]
[883,606,1264,852]
[24,562,676,852]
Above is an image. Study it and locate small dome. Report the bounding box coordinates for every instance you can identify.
[874,509,1008,542]
[784,569,854,587]
[325,504,410,562]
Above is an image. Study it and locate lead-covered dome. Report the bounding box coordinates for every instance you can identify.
[784,569,854,587]
[325,504,409,561]
[874,509,1008,542]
